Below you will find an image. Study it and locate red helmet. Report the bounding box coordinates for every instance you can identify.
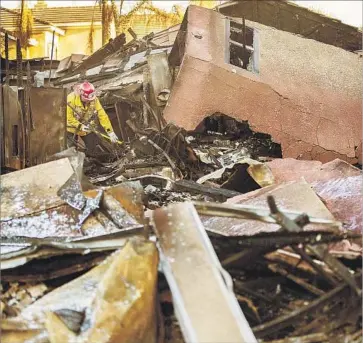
[79,81,96,102]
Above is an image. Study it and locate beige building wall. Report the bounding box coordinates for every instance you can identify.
[28,31,47,59]
[58,26,102,59]
[2,41,17,60]
[25,26,103,59]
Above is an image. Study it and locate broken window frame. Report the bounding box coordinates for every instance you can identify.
[225,18,260,74]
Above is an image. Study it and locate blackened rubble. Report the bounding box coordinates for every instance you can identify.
[196,113,282,158]
[79,112,284,208]
[1,4,362,343]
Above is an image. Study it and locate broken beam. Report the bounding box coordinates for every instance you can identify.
[268,263,325,296]
[173,179,241,201]
[252,274,361,338]
[152,202,257,343]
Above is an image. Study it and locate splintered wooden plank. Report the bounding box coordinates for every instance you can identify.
[152,202,257,343]
[147,51,172,107]
[2,85,22,169]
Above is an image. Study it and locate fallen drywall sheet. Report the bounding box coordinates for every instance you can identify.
[265,158,361,184]
[312,175,363,235]
[246,158,362,236]
[202,180,335,237]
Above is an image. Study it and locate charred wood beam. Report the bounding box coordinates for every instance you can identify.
[173,179,240,201]
[5,32,9,85]
[0,70,36,76]
[252,274,361,338]
[212,230,356,251]
[48,30,55,84]
[270,0,359,35]
[128,28,138,40]
[1,253,107,282]
[114,102,128,142]
[267,196,360,294]
[265,250,336,281]
[268,263,325,296]
[55,32,127,81]
[262,332,328,343]
[16,39,23,88]
[233,279,277,304]
[291,245,339,287]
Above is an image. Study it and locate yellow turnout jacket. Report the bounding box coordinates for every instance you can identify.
[67,92,113,136]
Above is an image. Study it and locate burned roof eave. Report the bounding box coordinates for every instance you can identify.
[216,0,362,51]
[168,7,189,68]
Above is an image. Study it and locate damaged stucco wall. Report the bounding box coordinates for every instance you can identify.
[164,6,362,163]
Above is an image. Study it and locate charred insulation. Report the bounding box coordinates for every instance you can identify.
[197,113,282,159]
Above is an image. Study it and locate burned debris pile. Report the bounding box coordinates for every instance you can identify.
[1,5,362,343]
[1,149,362,342]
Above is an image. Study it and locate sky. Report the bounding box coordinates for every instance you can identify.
[1,0,362,28]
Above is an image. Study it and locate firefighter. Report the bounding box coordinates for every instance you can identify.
[67,81,119,150]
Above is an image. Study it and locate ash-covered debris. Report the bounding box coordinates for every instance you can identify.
[2,139,362,343]
[144,184,206,209]
[196,112,282,159]
[1,5,362,343]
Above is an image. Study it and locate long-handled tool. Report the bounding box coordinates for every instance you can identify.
[67,102,123,145]
[67,125,123,145]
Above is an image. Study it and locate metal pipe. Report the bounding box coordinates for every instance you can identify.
[48,30,55,84]
[230,39,254,52]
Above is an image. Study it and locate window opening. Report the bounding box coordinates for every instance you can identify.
[12,125,19,156]
[229,19,254,70]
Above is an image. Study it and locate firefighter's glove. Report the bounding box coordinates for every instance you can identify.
[109,132,119,143]
[81,124,91,133]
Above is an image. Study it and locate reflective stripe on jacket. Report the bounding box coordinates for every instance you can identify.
[67,92,113,136]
